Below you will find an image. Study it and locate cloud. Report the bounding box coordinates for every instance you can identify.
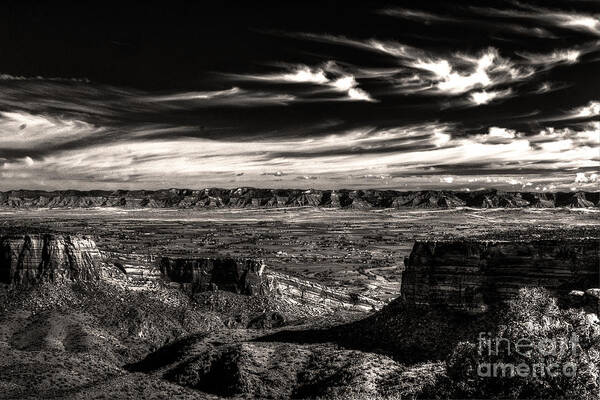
[552,14,600,36]
[379,7,559,38]
[536,100,600,122]
[230,62,375,102]
[534,82,563,94]
[289,32,597,115]
[145,87,296,106]
[572,101,600,118]
[517,49,581,65]
[0,111,100,149]
[0,73,90,83]
[293,35,534,99]
[574,172,599,185]
[469,88,513,105]
[146,87,241,101]
[432,129,451,146]
[429,49,531,95]
[279,66,329,84]
[471,6,600,36]
[488,127,517,139]
[575,172,589,183]
[380,45,530,95]
[379,8,455,23]
[2,117,597,190]
[466,127,519,144]
[536,122,599,147]
[262,171,285,176]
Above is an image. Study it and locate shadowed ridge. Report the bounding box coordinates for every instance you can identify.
[0,188,598,209]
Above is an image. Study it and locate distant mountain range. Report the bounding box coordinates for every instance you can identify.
[0,188,598,209]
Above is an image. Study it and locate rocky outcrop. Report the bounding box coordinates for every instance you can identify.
[565,191,595,208]
[392,191,466,208]
[266,271,383,313]
[0,234,105,286]
[524,192,556,208]
[402,239,600,313]
[0,188,598,209]
[568,289,600,315]
[159,257,269,295]
[466,190,532,208]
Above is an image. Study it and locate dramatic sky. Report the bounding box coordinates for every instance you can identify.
[0,1,598,191]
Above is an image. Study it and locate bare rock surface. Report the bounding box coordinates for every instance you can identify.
[402,238,600,312]
[0,234,106,286]
[1,188,598,209]
[159,257,268,295]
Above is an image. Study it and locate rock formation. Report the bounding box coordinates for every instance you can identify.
[566,191,595,208]
[159,257,270,295]
[402,238,600,313]
[1,188,597,209]
[0,234,105,286]
[392,191,466,208]
[266,271,383,313]
[524,192,556,208]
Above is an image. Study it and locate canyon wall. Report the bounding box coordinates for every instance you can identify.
[159,257,269,295]
[266,271,383,312]
[402,239,600,313]
[158,257,384,311]
[0,188,598,209]
[0,234,105,286]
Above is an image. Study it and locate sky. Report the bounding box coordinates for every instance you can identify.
[0,0,598,191]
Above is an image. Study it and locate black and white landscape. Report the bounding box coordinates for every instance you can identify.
[0,1,599,399]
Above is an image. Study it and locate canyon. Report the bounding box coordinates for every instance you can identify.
[0,233,383,315]
[2,229,596,317]
[0,210,597,399]
[1,188,598,209]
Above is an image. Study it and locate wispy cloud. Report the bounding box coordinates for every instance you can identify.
[0,111,100,149]
[2,114,597,190]
[291,34,538,100]
[144,87,296,106]
[0,73,90,83]
[542,100,600,122]
[229,62,376,102]
[533,81,570,94]
[379,7,557,38]
[571,101,600,118]
[485,127,518,140]
[379,8,455,23]
[471,6,600,37]
[469,88,513,106]
[517,49,581,65]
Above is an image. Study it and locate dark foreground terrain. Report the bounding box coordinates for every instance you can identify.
[0,207,598,399]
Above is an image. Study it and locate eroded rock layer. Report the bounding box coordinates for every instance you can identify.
[402,239,600,312]
[0,234,104,286]
[159,257,269,295]
[0,188,598,209]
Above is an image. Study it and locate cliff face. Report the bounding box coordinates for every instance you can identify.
[0,188,598,209]
[266,271,383,312]
[159,257,269,295]
[402,239,600,313]
[0,234,104,286]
